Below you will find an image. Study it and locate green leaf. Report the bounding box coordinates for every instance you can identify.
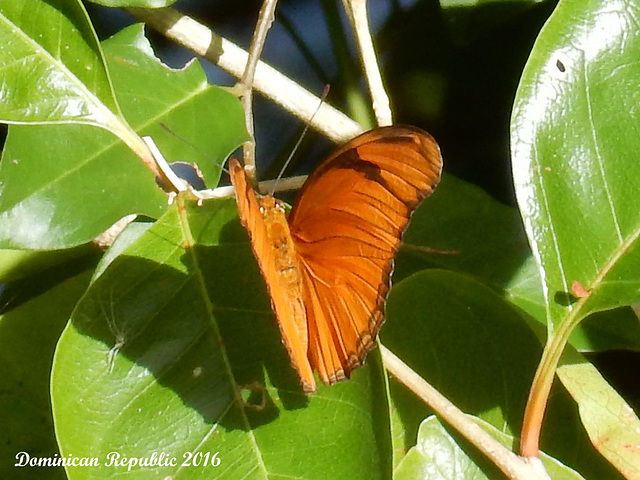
[557,359,640,479]
[0,271,91,480]
[104,24,247,188]
[397,174,640,352]
[0,24,246,249]
[0,245,94,283]
[52,199,391,480]
[92,220,153,280]
[399,174,531,295]
[0,0,124,131]
[383,270,624,479]
[394,416,586,480]
[0,123,167,249]
[511,0,640,462]
[385,270,538,435]
[511,0,640,328]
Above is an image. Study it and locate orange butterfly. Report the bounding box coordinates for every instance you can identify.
[230,125,442,392]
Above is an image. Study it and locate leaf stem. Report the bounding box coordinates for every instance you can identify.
[520,305,581,457]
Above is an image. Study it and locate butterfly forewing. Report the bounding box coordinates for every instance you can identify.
[289,125,442,384]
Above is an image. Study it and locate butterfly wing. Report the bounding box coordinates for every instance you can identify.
[229,158,316,392]
[288,126,442,384]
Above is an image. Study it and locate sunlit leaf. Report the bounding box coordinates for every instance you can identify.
[394,416,586,480]
[105,24,247,188]
[0,0,124,131]
[52,199,392,480]
[511,0,640,328]
[511,0,640,469]
[0,25,245,249]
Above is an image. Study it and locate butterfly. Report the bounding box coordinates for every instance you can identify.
[230,125,442,392]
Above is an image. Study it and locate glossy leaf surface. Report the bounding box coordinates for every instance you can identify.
[0,25,245,249]
[51,199,392,480]
[511,0,640,328]
[511,1,640,469]
[0,0,122,129]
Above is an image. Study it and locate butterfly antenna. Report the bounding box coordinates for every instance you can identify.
[270,85,330,195]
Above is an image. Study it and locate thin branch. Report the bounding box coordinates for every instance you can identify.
[380,345,551,480]
[321,0,374,128]
[240,0,279,177]
[144,134,306,201]
[128,7,364,145]
[341,0,393,126]
[178,174,306,202]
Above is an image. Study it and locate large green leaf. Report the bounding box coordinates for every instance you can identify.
[0,25,246,249]
[511,0,640,328]
[511,0,640,470]
[0,0,123,131]
[104,24,247,188]
[51,199,391,480]
[0,271,91,480]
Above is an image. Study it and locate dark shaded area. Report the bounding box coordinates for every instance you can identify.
[0,271,92,480]
[383,0,557,205]
[0,245,102,314]
[588,350,640,413]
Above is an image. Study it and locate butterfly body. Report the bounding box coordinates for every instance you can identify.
[231,125,442,392]
[249,192,315,391]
